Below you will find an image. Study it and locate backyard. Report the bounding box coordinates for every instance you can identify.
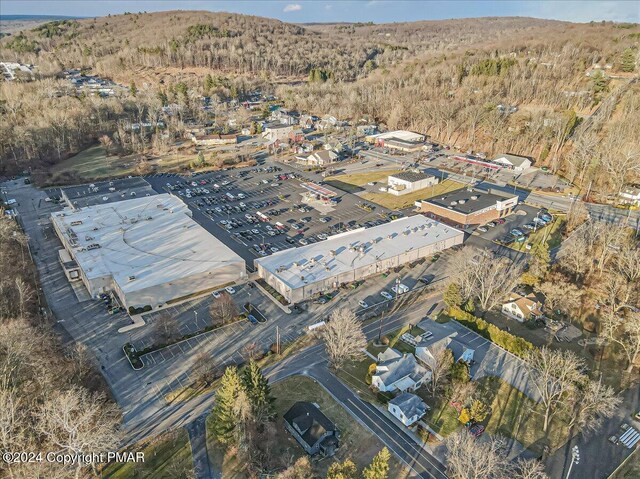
[206,375,410,478]
[101,429,193,479]
[360,179,465,210]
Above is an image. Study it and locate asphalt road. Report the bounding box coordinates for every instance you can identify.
[186,415,215,479]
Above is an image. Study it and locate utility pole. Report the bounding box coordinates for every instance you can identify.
[276,325,280,355]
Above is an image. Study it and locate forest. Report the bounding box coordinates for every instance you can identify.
[0,11,638,197]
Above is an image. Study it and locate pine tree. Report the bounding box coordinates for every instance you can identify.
[362,448,391,479]
[242,360,275,423]
[129,80,137,97]
[620,48,636,73]
[211,367,243,444]
[326,459,357,479]
[204,73,215,92]
[469,399,488,422]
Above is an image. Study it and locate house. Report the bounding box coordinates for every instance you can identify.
[270,108,299,126]
[357,124,378,136]
[283,401,340,456]
[371,349,431,393]
[388,393,428,427]
[288,128,305,143]
[317,115,340,131]
[366,130,426,152]
[491,153,532,171]
[297,149,339,166]
[262,124,295,142]
[387,171,439,196]
[323,139,345,153]
[191,133,238,146]
[619,186,640,206]
[300,114,317,130]
[377,347,402,362]
[501,292,543,322]
[416,334,475,367]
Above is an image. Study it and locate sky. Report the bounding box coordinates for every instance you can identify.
[1,0,639,24]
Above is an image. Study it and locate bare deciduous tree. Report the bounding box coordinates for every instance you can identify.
[445,431,512,479]
[321,308,367,369]
[523,347,584,433]
[209,293,238,326]
[568,379,621,433]
[601,310,640,372]
[154,313,181,343]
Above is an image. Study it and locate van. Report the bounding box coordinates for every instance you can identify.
[226,192,235,200]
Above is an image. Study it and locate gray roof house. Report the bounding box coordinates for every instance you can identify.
[371,349,431,393]
[416,334,475,368]
[388,392,429,426]
[283,402,340,456]
[491,153,532,171]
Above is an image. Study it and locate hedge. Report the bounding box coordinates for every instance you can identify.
[448,306,534,358]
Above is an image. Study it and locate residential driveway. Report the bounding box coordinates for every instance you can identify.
[186,414,215,479]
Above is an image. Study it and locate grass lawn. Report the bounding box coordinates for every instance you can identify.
[418,393,461,438]
[476,376,571,455]
[360,179,465,210]
[101,429,192,479]
[612,448,640,479]
[324,169,402,193]
[51,144,137,181]
[509,217,566,253]
[206,376,410,478]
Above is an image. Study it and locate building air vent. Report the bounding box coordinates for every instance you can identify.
[329,250,336,257]
[387,234,393,240]
[293,261,300,268]
[470,195,479,200]
[70,220,83,226]
[146,216,153,221]
[128,275,136,281]
[450,201,458,205]
[458,199,466,204]
[358,244,365,253]
[86,243,101,250]
[84,235,93,241]
[403,229,410,236]
[92,227,99,231]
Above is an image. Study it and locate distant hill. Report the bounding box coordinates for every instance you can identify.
[0,14,84,35]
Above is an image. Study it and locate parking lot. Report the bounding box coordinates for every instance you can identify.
[144,163,395,270]
[47,177,157,208]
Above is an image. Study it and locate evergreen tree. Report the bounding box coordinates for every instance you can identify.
[469,400,488,422]
[230,85,239,99]
[326,459,357,479]
[157,90,168,106]
[204,73,215,92]
[242,360,275,423]
[362,447,391,479]
[591,70,608,94]
[621,48,636,72]
[197,150,205,166]
[129,80,137,97]
[211,367,243,444]
[443,283,463,308]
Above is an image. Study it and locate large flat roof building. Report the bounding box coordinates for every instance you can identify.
[255,215,463,304]
[415,187,518,228]
[51,194,246,311]
[387,171,439,196]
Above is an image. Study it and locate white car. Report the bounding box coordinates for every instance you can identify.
[358,300,369,308]
[270,247,279,253]
[367,182,376,186]
[381,291,393,300]
[317,233,328,240]
[379,187,388,192]
[299,238,309,245]
[212,291,221,299]
[225,286,236,294]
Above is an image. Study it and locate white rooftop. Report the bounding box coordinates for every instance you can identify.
[255,215,462,289]
[51,194,244,293]
[367,130,425,142]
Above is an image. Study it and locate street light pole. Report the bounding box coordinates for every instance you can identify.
[565,445,580,479]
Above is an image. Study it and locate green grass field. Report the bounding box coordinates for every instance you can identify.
[51,144,137,181]
[509,217,566,252]
[101,429,193,479]
[360,179,465,210]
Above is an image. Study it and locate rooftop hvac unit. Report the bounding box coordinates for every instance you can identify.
[403,230,410,235]
[358,244,365,253]
[325,266,331,272]
[349,245,356,252]
[450,201,458,205]
[130,218,138,224]
[293,261,300,268]
[470,195,479,200]
[329,250,336,257]
[128,275,136,281]
[70,220,83,226]
[310,258,316,264]
[92,227,99,231]
[146,216,153,221]
[156,204,163,208]
[84,235,93,241]
[387,234,393,240]
[300,275,305,282]
[458,199,466,204]
[86,243,101,250]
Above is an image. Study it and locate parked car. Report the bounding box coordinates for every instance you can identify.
[510,228,524,237]
[381,291,393,300]
[358,300,369,308]
[495,218,506,225]
[299,238,309,245]
[212,291,221,299]
[391,283,410,295]
[477,226,488,233]
[225,286,236,294]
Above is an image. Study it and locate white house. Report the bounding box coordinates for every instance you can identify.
[491,154,532,171]
[619,186,640,206]
[387,393,428,427]
[371,349,430,393]
[262,124,295,142]
[387,171,439,196]
[501,292,543,322]
[416,334,476,367]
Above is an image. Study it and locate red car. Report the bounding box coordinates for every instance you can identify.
[495,218,506,225]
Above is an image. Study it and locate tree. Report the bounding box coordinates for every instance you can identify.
[362,447,390,479]
[211,367,244,444]
[537,276,582,317]
[443,283,463,309]
[469,399,489,422]
[242,360,275,424]
[38,387,120,479]
[445,431,512,479]
[129,80,137,97]
[426,347,454,396]
[326,458,357,479]
[523,347,584,432]
[568,379,621,433]
[98,134,113,156]
[514,458,549,479]
[321,308,366,369]
[601,310,640,372]
[620,48,636,73]
[209,293,238,326]
[204,73,215,92]
[278,457,312,479]
[154,313,180,343]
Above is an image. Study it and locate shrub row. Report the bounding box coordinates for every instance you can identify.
[256,278,289,305]
[128,305,152,315]
[448,306,534,358]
